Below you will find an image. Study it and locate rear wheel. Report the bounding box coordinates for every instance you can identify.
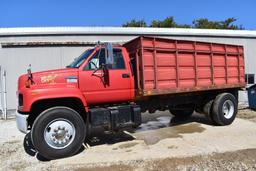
[201,99,218,125]
[211,93,237,126]
[169,107,194,118]
[31,107,86,159]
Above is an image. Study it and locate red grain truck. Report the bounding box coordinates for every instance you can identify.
[16,36,245,159]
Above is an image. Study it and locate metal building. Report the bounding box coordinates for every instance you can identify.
[0,27,256,110]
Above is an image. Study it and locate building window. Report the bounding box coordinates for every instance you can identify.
[245,74,255,84]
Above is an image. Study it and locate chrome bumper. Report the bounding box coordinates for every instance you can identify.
[16,111,29,134]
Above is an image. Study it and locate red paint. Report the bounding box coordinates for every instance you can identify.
[79,47,134,105]
[17,36,245,113]
[123,36,245,96]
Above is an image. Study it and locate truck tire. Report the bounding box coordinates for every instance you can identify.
[201,99,218,125]
[169,108,194,118]
[31,107,86,159]
[211,93,238,126]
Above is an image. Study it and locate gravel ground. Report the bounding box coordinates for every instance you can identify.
[237,108,256,123]
[1,108,256,171]
[73,149,256,171]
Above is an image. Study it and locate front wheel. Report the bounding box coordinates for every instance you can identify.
[31,107,86,159]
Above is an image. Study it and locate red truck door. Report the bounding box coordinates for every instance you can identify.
[79,48,133,104]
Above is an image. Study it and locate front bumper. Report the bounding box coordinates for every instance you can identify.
[16,111,29,134]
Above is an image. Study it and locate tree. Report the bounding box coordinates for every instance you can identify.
[193,18,219,29]
[122,17,243,30]
[193,18,243,30]
[150,17,191,28]
[151,17,177,28]
[221,18,244,30]
[122,19,147,27]
[175,24,191,29]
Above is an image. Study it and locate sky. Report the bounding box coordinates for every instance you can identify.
[0,0,255,30]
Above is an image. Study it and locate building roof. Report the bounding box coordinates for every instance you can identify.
[0,27,256,38]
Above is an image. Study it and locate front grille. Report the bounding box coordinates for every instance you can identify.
[18,94,23,106]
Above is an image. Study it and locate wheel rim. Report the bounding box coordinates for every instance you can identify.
[44,118,76,149]
[222,100,234,119]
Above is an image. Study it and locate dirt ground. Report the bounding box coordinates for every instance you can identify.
[1,108,256,171]
[237,108,256,123]
[73,149,256,171]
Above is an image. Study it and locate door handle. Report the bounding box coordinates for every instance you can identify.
[122,73,130,78]
[92,71,104,77]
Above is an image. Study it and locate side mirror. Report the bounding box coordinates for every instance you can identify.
[105,43,113,65]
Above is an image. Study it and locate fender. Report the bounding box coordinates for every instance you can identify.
[21,86,89,113]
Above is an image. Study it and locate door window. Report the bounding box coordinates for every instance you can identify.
[85,49,106,70]
[85,48,125,70]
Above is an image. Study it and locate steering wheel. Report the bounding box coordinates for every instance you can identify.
[89,61,98,69]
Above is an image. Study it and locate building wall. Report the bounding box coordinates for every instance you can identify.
[0,33,255,109]
[0,46,90,109]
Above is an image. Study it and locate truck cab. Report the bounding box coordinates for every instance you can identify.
[16,44,140,160]
[73,46,135,105]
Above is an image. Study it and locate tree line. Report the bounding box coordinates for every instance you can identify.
[122,17,244,30]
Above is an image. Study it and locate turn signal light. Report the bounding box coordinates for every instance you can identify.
[25,80,30,88]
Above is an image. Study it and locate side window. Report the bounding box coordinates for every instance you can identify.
[84,48,125,70]
[112,49,125,69]
[85,49,106,70]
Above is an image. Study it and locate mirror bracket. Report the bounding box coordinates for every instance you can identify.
[105,43,114,65]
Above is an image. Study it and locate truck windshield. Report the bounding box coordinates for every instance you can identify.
[67,49,94,68]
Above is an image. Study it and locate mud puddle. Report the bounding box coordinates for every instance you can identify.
[133,123,205,145]
[136,116,172,132]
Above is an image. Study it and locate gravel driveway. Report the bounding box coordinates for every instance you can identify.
[1,109,256,171]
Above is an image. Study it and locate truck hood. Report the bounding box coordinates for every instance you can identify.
[18,68,79,89]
